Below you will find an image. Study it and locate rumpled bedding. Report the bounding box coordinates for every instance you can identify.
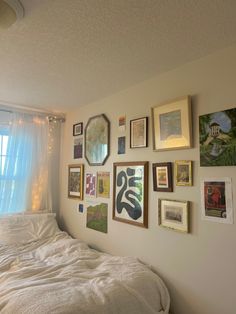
[0,232,170,314]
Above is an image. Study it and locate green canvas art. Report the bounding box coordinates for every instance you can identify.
[199,108,236,166]
[86,203,108,233]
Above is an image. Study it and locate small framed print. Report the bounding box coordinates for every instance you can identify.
[153,162,173,192]
[73,122,83,136]
[152,96,192,151]
[97,171,110,198]
[200,177,233,224]
[175,160,192,186]
[85,173,96,197]
[68,164,84,200]
[130,117,148,148]
[159,199,189,233]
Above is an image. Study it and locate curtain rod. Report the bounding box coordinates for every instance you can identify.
[0,102,66,122]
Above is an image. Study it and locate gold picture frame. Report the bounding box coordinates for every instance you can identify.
[68,164,84,200]
[152,96,192,151]
[175,160,192,186]
[158,199,189,233]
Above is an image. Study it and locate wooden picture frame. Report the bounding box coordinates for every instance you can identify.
[73,122,83,136]
[130,117,148,148]
[152,96,192,151]
[85,114,110,166]
[113,161,148,228]
[158,199,189,233]
[153,162,173,192]
[68,164,84,200]
[175,160,192,186]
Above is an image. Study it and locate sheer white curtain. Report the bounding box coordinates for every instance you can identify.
[0,112,51,215]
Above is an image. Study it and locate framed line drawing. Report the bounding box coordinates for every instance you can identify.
[158,199,189,233]
[113,161,148,228]
[175,160,192,186]
[68,164,84,200]
[85,114,110,166]
[152,96,192,151]
[153,162,173,192]
[130,117,148,148]
[73,122,83,136]
[200,177,233,224]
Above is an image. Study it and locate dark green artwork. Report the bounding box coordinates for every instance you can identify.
[199,108,236,166]
[86,203,108,233]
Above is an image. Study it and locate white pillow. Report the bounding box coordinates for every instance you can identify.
[0,213,61,245]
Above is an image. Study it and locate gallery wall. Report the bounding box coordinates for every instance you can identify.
[59,43,236,314]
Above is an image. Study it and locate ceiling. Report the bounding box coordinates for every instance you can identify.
[1,0,236,113]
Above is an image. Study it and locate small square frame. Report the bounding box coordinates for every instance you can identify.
[153,162,173,192]
[175,160,192,186]
[158,199,189,233]
[73,122,83,136]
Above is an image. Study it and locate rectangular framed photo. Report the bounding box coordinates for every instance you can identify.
[73,122,83,136]
[130,117,148,148]
[153,162,173,192]
[113,161,148,228]
[97,171,110,198]
[199,107,236,166]
[200,177,233,224]
[68,164,84,200]
[175,160,192,186]
[152,96,192,151]
[158,199,189,233]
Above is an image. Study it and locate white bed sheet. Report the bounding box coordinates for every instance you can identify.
[0,232,170,314]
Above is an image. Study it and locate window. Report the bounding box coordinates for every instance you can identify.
[0,133,9,176]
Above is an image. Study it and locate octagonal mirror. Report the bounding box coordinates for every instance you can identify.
[85,114,110,166]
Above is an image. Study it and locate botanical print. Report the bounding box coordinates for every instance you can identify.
[201,177,233,224]
[74,137,83,159]
[68,168,81,197]
[131,119,145,147]
[199,108,236,166]
[118,136,125,154]
[115,165,144,222]
[86,203,108,233]
[159,110,182,141]
[97,172,110,198]
[156,167,168,188]
[85,173,96,197]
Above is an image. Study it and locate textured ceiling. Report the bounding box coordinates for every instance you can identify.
[0,0,236,113]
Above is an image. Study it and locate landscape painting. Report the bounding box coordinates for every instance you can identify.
[199,107,236,166]
[86,203,108,233]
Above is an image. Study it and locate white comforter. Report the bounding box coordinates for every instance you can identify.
[0,232,170,314]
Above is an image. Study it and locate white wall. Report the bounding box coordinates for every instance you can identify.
[59,44,236,314]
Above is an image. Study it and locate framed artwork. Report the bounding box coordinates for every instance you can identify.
[200,177,233,224]
[113,161,148,228]
[175,160,192,186]
[73,122,83,136]
[152,96,192,151]
[68,164,84,200]
[199,107,236,166]
[152,162,173,192]
[158,199,189,233]
[118,136,126,154]
[73,137,83,159]
[118,115,126,132]
[97,171,110,198]
[85,173,96,197]
[130,117,148,148]
[85,114,110,166]
[86,203,108,233]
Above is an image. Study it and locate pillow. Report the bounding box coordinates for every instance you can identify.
[0,213,61,245]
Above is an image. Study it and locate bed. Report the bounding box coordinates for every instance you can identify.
[0,213,170,314]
